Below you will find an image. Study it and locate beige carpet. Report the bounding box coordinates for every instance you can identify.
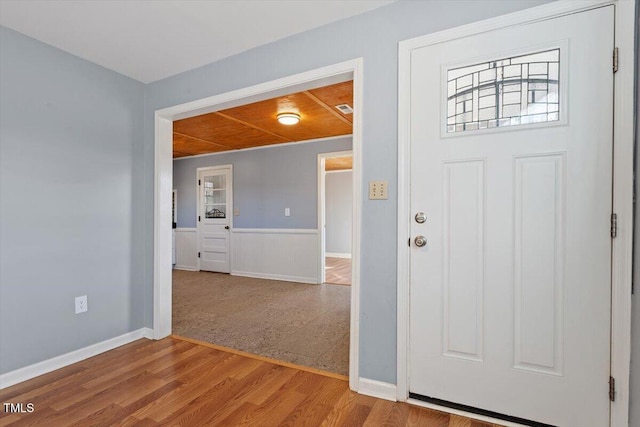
[172,270,350,376]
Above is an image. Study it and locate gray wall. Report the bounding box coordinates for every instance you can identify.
[173,137,351,229]
[326,171,353,254]
[0,28,144,373]
[142,0,552,382]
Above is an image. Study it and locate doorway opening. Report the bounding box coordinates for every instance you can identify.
[318,151,353,286]
[155,59,363,389]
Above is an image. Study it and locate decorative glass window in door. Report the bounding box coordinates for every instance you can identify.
[204,175,226,219]
[447,48,559,133]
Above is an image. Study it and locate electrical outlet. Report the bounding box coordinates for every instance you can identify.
[75,295,88,314]
[285,208,291,217]
[369,180,388,200]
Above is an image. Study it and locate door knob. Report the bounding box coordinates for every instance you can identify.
[414,235,427,247]
[224,226,230,230]
[415,212,427,223]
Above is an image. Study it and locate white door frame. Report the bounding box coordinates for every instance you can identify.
[196,165,233,272]
[154,58,364,391]
[396,1,634,426]
[317,150,353,284]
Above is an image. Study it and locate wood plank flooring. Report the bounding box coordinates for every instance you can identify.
[325,257,351,286]
[0,337,504,426]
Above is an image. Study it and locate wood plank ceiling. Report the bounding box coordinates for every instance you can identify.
[173,81,353,158]
[325,156,353,171]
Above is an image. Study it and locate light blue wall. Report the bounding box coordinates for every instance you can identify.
[0,28,145,373]
[173,137,352,229]
[4,2,636,412]
[326,171,353,254]
[142,0,552,382]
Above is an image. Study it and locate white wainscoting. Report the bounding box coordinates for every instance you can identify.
[174,228,198,271]
[231,228,319,284]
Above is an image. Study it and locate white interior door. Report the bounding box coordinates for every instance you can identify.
[408,6,614,426]
[198,167,231,273]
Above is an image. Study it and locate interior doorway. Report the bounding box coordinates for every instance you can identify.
[318,151,353,286]
[155,59,364,390]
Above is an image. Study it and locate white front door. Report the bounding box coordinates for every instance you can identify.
[408,6,614,426]
[197,167,231,273]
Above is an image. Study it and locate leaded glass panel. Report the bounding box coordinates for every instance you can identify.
[446,48,560,133]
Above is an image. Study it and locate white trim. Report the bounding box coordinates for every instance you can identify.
[318,154,326,284]
[407,399,528,427]
[325,169,352,174]
[154,58,363,393]
[172,134,352,161]
[230,271,318,284]
[175,227,197,232]
[358,378,397,402]
[349,59,363,391]
[326,252,352,259]
[396,1,634,426]
[0,328,153,389]
[173,266,198,272]
[609,1,635,426]
[154,115,173,340]
[232,228,317,235]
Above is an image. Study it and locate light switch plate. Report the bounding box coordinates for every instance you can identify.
[369,180,388,200]
[285,208,291,216]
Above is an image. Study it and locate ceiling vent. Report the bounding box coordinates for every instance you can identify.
[335,104,354,114]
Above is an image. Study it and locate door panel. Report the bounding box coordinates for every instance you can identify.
[408,6,613,426]
[198,168,231,273]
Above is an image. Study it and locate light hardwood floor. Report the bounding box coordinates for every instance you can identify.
[325,257,351,286]
[0,337,505,426]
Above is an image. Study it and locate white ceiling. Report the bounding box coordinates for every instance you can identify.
[0,0,394,83]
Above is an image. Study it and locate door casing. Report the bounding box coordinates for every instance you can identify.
[153,58,364,392]
[396,1,635,426]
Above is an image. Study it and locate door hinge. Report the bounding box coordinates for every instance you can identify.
[609,376,616,401]
[613,47,618,73]
[408,237,411,247]
[610,213,617,238]
[198,179,201,185]
[198,215,201,222]
[198,252,201,258]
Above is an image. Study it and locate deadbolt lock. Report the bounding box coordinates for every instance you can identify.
[415,212,427,223]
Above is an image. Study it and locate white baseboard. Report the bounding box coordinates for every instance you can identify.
[326,252,352,259]
[0,327,154,389]
[231,271,317,285]
[173,265,198,271]
[358,378,397,402]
